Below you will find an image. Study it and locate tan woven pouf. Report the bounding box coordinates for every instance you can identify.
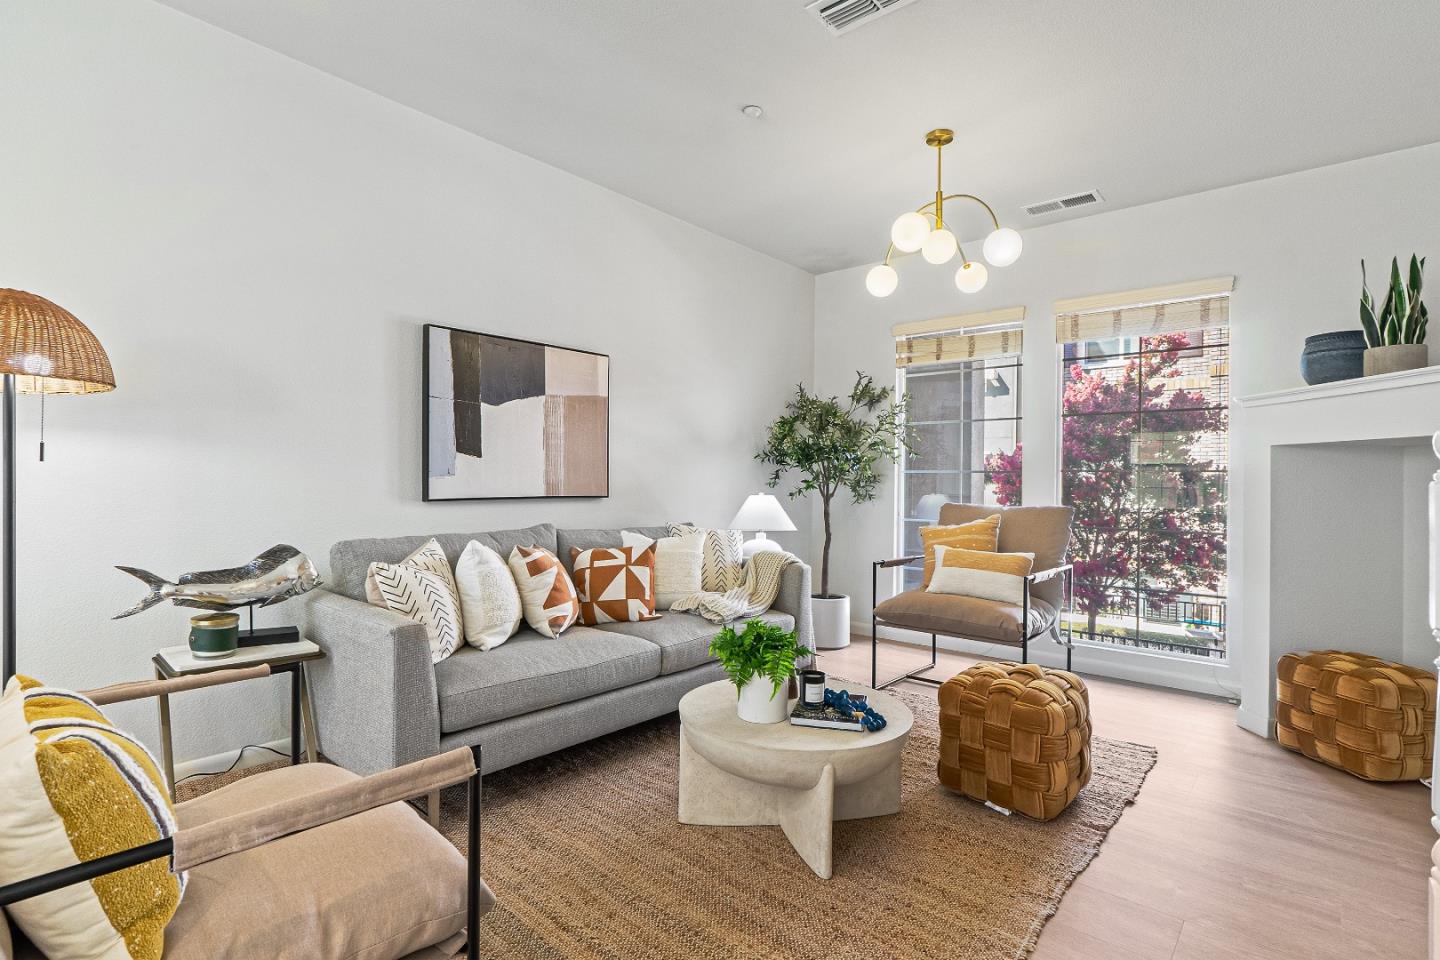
[1276,650,1436,781]
[937,662,1091,821]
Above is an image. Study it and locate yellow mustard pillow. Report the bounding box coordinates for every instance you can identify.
[919,514,1001,587]
[0,675,184,960]
[927,546,1035,605]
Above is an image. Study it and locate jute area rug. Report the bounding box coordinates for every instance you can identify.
[184,685,1155,960]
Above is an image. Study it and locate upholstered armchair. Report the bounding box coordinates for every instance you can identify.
[871,503,1076,689]
[0,666,493,960]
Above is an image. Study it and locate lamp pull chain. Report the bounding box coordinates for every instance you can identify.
[38,393,45,463]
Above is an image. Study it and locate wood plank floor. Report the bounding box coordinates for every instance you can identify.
[823,638,1432,960]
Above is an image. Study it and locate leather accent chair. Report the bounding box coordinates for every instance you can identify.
[871,503,1076,689]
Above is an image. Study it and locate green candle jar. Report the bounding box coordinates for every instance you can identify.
[188,612,239,659]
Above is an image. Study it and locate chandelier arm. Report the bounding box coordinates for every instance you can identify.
[940,194,1002,230]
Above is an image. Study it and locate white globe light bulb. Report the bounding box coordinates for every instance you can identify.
[954,260,989,293]
[982,226,1023,267]
[890,212,930,253]
[865,263,899,298]
[921,228,958,265]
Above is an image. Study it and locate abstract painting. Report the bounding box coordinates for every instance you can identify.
[423,325,609,500]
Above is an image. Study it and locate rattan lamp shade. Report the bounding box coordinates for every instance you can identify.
[0,289,115,394]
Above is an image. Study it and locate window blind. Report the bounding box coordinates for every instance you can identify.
[1054,277,1233,344]
[893,306,1024,368]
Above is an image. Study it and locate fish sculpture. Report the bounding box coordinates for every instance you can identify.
[114,544,322,619]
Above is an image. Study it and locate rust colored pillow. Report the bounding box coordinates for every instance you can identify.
[568,546,661,625]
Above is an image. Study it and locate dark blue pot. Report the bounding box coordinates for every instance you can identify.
[1300,331,1366,385]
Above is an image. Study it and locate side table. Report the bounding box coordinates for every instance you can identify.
[152,639,325,801]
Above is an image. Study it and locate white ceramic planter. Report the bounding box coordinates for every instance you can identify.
[736,675,789,724]
[812,594,851,650]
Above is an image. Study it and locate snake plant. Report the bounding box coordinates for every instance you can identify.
[1360,255,1428,347]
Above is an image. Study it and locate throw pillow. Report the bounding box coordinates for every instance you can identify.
[622,529,703,609]
[508,545,580,637]
[667,523,743,592]
[454,541,523,651]
[0,676,184,960]
[367,538,464,662]
[569,546,661,625]
[927,546,1035,605]
[919,514,1001,587]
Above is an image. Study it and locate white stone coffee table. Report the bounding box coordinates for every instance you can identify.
[677,680,913,879]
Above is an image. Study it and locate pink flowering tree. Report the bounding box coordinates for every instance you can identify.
[987,333,1226,639]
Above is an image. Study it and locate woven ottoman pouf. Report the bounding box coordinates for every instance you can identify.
[937,662,1092,821]
[1275,650,1436,781]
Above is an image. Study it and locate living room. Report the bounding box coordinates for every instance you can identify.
[1,1,1437,958]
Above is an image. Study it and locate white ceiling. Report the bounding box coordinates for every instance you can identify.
[155,0,1440,275]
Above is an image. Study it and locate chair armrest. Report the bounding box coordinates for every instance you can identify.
[301,591,441,775]
[874,555,924,569]
[82,665,272,706]
[771,560,814,656]
[172,746,476,871]
[1026,563,1073,584]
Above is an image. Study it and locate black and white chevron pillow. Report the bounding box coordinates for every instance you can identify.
[368,562,463,662]
[668,523,744,593]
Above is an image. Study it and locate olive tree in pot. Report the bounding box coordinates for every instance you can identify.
[758,373,909,650]
[1360,255,1430,376]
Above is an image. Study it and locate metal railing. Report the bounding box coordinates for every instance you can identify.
[1064,588,1227,659]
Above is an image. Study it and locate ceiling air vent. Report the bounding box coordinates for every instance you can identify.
[1023,189,1105,218]
[806,0,922,35]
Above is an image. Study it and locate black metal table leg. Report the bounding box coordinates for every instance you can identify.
[289,664,301,765]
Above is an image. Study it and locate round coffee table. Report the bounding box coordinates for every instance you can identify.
[677,680,914,879]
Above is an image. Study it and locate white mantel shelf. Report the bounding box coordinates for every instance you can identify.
[1239,364,1440,407]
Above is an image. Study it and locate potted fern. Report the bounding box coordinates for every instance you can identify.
[1360,255,1430,376]
[708,619,809,723]
[758,373,909,650]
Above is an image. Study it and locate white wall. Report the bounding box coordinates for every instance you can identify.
[814,142,1440,697]
[0,0,815,764]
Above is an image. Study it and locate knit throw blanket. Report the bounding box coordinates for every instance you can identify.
[671,549,797,625]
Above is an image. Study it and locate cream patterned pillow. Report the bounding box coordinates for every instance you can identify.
[508,545,580,638]
[668,523,743,592]
[622,529,703,608]
[366,538,464,662]
[454,541,523,651]
[0,676,184,960]
[927,546,1035,605]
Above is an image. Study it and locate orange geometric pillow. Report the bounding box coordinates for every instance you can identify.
[568,546,660,625]
[919,514,1001,587]
[507,546,579,638]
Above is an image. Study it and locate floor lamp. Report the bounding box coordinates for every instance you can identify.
[0,290,115,687]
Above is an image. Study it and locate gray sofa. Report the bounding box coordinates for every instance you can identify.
[301,523,813,777]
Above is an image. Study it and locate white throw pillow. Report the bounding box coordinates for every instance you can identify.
[366,538,464,662]
[926,546,1035,606]
[667,523,743,592]
[622,529,703,609]
[454,541,523,651]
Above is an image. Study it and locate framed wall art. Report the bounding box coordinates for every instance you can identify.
[423,324,609,500]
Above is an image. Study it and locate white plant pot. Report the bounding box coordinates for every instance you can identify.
[812,594,851,650]
[736,675,790,724]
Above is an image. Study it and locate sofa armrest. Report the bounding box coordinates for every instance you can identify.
[301,590,440,775]
[773,561,814,657]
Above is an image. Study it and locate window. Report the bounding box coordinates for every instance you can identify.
[894,313,1023,592]
[1054,285,1230,659]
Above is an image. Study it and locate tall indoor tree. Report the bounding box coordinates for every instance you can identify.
[987,333,1226,647]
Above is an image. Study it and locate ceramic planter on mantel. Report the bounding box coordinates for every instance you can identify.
[1364,343,1429,377]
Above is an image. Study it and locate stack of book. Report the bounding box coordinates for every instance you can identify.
[790,693,870,732]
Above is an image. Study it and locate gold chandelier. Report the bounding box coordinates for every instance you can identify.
[866,128,1022,297]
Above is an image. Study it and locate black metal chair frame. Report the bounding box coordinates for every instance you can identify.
[870,556,1075,690]
[0,745,486,960]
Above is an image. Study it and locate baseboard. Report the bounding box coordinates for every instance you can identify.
[173,737,292,784]
[1233,705,1274,740]
[856,620,1243,702]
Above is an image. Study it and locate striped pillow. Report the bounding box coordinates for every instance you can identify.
[668,523,743,593]
[508,545,580,638]
[569,546,661,625]
[366,538,464,662]
[919,514,1001,587]
[0,676,183,960]
[927,546,1035,605]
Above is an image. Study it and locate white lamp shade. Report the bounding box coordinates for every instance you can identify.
[954,260,988,293]
[915,493,951,523]
[921,228,958,265]
[729,493,797,532]
[865,263,899,297]
[890,212,930,253]
[982,227,1023,267]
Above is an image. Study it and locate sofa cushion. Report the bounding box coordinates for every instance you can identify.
[874,590,1056,646]
[329,524,558,601]
[434,626,662,732]
[556,526,670,573]
[596,610,795,675]
[170,763,485,960]
[936,504,1073,606]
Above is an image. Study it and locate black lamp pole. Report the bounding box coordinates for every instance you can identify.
[2,374,13,687]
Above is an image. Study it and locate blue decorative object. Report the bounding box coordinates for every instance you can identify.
[1300,330,1366,385]
[825,688,888,732]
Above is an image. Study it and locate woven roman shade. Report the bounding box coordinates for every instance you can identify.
[0,289,116,394]
[1054,277,1233,344]
[894,306,1024,368]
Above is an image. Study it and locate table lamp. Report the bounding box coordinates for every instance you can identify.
[0,290,115,685]
[915,493,951,524]
[729,493,797,559]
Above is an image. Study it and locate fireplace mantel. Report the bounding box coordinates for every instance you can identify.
[1231,365,1440,739]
